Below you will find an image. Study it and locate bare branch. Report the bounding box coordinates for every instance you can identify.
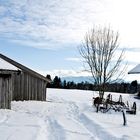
[79,26,127,98]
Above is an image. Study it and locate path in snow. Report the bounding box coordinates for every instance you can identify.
[47,117,66,140]
[67,101,127,140]
[42,88,127,140]
[0,88,138,140]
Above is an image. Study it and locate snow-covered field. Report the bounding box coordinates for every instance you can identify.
[0,88,140,140]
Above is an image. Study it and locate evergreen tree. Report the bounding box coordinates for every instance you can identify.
[62,80,67,89]
[129,80,138,93]
[53,76,62,88]
[46,74,52,88]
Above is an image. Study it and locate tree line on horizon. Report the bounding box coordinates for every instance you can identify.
[46,75,138,94]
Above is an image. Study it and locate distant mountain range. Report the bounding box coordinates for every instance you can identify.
[61,76,93,83]
[61,76,127,83]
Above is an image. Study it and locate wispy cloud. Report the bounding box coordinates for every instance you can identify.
[39,69,91,78]
[124,47,140,52]
[0,0,115,49]
[65,57,82,62]
[1,0,140,79]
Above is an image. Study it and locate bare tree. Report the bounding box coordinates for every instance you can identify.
[79,26,126,98]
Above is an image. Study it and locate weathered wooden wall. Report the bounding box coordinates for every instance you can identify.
[12,72,47,101]
[0,70,47,109]
[0,74,12,109]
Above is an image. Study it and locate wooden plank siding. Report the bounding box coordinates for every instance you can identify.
[0,70,47,109]
[0,74,12,109]
[0,54,50,109]
[12,72,47,101]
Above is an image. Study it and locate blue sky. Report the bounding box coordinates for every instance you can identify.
[0,38,81,77]
[1,0,140,81]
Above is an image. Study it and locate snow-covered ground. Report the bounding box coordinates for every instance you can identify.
[0,88,140,140]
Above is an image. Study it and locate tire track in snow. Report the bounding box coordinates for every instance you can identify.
[0,115,9,124]
[78,113,125,140]
[46,117,66,140]
[67,102,97,140]
[68,102,126,140]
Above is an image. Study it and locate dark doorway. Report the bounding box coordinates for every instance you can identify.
[0,74,12,109]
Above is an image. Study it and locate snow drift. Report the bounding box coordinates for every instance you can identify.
[0,88,140,140]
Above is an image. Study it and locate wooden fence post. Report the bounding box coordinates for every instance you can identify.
[122,110,127,126]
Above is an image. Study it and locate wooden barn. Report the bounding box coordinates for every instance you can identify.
[0,53,50,109]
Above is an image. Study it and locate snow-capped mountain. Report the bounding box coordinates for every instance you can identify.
[61,76,93,83]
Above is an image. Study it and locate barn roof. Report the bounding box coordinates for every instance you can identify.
[0,53,51,82]
[128,64,140,74]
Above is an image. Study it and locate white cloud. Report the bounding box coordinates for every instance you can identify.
[0,0,119,49]
[65,57,82,62]
[39,69,91,78]
[125,51,140,66]
[10,39,65,50]
[1,0,140,76]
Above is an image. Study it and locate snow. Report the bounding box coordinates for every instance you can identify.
[128,64,140,74]
[0,58,19,70]
[0,88,140,140]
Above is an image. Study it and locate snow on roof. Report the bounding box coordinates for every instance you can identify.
[128,64,140,74]
[0,58,19,70]
[0,54,50,82]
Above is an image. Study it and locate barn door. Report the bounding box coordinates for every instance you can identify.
[0,74,12,109]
